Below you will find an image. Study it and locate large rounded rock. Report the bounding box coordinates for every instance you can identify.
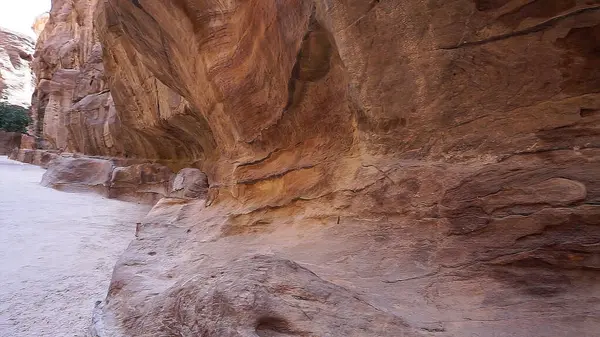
[169,168,208,199]
[41,156,113,195]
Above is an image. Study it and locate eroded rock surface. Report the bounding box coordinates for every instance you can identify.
[0,28,34,106]
[91,149,600,337]
[169,168,208,199]
[39,155,178,203]
[42,156,114,194]
[32,13,50,37]
[25,0,600,336]
[93,255,422,337]
[0,131,21,154]
[109,163,173,204]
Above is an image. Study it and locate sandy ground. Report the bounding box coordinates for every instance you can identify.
[0,156,151,337]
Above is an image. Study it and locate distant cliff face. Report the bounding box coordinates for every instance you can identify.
[30,0,200,159]
[32,13,50,37]
[29,0,114,152]
[0,28,34,106]
[31,0,600,336]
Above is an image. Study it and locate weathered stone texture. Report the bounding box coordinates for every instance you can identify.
[169,168,208,199]
[38,155,178,204]
[108,163,173,204]
[41,156,114,194]
[0,28,34,106]
[27,0,600,336]
[0,131,21,154]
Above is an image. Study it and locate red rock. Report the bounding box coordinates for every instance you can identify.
[19,134,36,149]
[16,149,35,164]
[32,13,49,37]
[169,168,208,199]
[0,131,21,155]
[32,150,59,168]
[41,156,113,195]
[25,0,600,336]
[108,163,173,204]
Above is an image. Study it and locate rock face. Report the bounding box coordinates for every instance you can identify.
[30,0,112,153]
[28,0,600,336]
[32,13,50,37]
[40,155,193,203]
[30,0,210,161]
[108,163,173,204]
[0,28,34,106]
[93,255,422,337]
[0,131,21,154]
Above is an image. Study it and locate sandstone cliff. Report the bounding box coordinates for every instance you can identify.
[30,0,114,153]
[30,0,210,161]
[32,13,50,37]
[0,28,34,106]
[30,0,600,336]
[0,131,22,154]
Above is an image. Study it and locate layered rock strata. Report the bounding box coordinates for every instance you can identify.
[24,0,600,336]
[30,0,211,161]
[0,28,34,106]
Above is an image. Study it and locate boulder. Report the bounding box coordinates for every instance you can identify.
[41,156,113,195]
[169,168,208,199]
[108,163,173,204]
[19,134,36,150]
[8,147,18,160]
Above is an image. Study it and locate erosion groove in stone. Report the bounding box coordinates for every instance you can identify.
[7,0,600,336]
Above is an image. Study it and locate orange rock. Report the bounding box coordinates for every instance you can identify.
[32,13,49,37]
[0,131,22,154]
[27,0,600,336]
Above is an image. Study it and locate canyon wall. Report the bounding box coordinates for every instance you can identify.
[30,0,600,336]
[0,28,34,154]
[31,0,115,153]
[30,0,211,162]
[0,28,34,106]
[0,131,21,154]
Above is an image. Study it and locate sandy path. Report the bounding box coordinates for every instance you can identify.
[0,156,151,337]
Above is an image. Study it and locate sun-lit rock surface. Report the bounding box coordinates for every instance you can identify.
[22,0,600,336]
[32,13,50,37]
[30,0,112,153]
[0,28,34,106]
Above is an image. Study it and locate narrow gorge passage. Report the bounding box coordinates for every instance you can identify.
[0,156,151,337]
